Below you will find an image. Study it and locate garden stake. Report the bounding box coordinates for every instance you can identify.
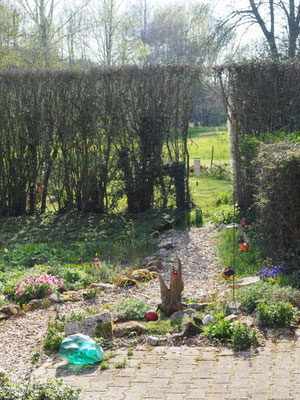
[232,191,236,302]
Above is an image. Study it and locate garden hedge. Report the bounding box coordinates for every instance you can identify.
[0,65,202,216]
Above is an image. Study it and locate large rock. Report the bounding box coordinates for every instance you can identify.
[0,368,5,378]
[229,301,242,315]
[90,283,115,290]
[62,291,83,302]
[147,336,159,346]
[225,314,238,323]
[0,305,21,317]
[46,292,67,304]
[114,321,147,337]
[130,269,157,282]
[64,311,113,338]
[237,277,260,287]
[170,309,196,319]
[157,241,174,250]
[144,259,165,271]
[24,298,51,312]
[114,277,138,287]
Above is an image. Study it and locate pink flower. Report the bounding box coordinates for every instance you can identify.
[96,262,100,267]
[4,295,8,301]
[46,289,51,295]
[94,258,99,262]
[18,289,23,293]
[67,245,70,249]
[89,262,91,266]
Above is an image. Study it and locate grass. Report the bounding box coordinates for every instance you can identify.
[145,316,190,335]
[188,125,230,166]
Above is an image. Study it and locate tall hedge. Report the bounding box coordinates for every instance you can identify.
[215,59,300,210]
[253,142,300,270]
[0,66,201,216]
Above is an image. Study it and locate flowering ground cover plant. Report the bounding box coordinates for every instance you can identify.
[6,273,63,305]
[258,265,284,281]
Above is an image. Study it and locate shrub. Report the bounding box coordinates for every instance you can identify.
[254,142,300,271]
[205,319,232,342]
[237,282,300,314]
[0,377,80,400]
[209,204,240,226]
[115,299,152,321]
[255,301,297,327]
[215,190,232,206]
[231,323,258,350]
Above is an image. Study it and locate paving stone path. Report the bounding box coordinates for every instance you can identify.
[34,328,300,400]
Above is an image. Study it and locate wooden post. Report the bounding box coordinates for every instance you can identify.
[211,146,214,169]
[157,257,184,316]
[194,157,201,177]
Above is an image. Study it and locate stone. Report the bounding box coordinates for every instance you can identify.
[225,314,238,323]
[90,283,115,290]
[157,241,174,250]
[145,259,165,271]
[182,321,203,337]
[114,321,147,337]
[203,315,215,325]
[62,291,83,302]
[64,311,113,338]
[114,277,138,287]
[229,301,242,314]
[0,368,5,378]
[147,336,159,346]
[237,276,260,287]
[187,303,210,311]
[146,265,159,273]
[170,309,196,319]
[0,305,21,316]
[46,292,67,304]
[193,316,203,325]
[24,298,51,311]
[59,334,103,365]
[129,269,157,282]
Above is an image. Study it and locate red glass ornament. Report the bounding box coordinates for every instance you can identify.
[174,271,178,277]
[145,310,159,321]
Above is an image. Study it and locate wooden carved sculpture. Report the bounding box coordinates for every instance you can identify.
[157,257,184,316]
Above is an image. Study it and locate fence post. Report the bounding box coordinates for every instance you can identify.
[194,157,201,177]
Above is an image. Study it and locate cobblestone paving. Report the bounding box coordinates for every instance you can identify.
[34,329,300,400]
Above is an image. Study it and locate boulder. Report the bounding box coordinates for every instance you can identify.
[130,269,157,282]
[182,321,203,337]
[0,368,5,378]
[147,336,159,346]
[237,277,260,287]
[229,301,242,315]
[24,298,51,312]
[203,315,215,325]
[46,292,67,304]
[62,291,83,302]
[144,259,165,271]
[157,241,174,250]
[114,321,147,337]
[170,309,196,319]
[225,314,238,323]
[64,311,113,338]
[90,283,115,290]
[0,305,21,317]
[114,277,138,287]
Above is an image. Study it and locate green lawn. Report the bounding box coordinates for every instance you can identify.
[188,125,230,167]
[187,125,232,214]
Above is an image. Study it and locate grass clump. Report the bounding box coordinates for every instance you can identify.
[115,299,152,321]
[145,317,188,336]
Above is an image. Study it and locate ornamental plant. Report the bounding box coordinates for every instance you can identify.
[9,273,63,305]
[255,301,297,327]
[258,265,284,281]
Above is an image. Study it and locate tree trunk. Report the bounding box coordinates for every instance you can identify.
[157,257,184,316]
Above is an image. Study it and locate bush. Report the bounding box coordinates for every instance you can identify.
[237,282,300,314]
[0,377,80,400]
[209,204,240,226]
[255,301,297,327]
[253,142,300,271]
[115,299,152,321]
[215,190,232,206]
[231,323,258,350]
[205,319,232,342]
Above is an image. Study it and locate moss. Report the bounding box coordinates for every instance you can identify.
[95,322,113,339]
